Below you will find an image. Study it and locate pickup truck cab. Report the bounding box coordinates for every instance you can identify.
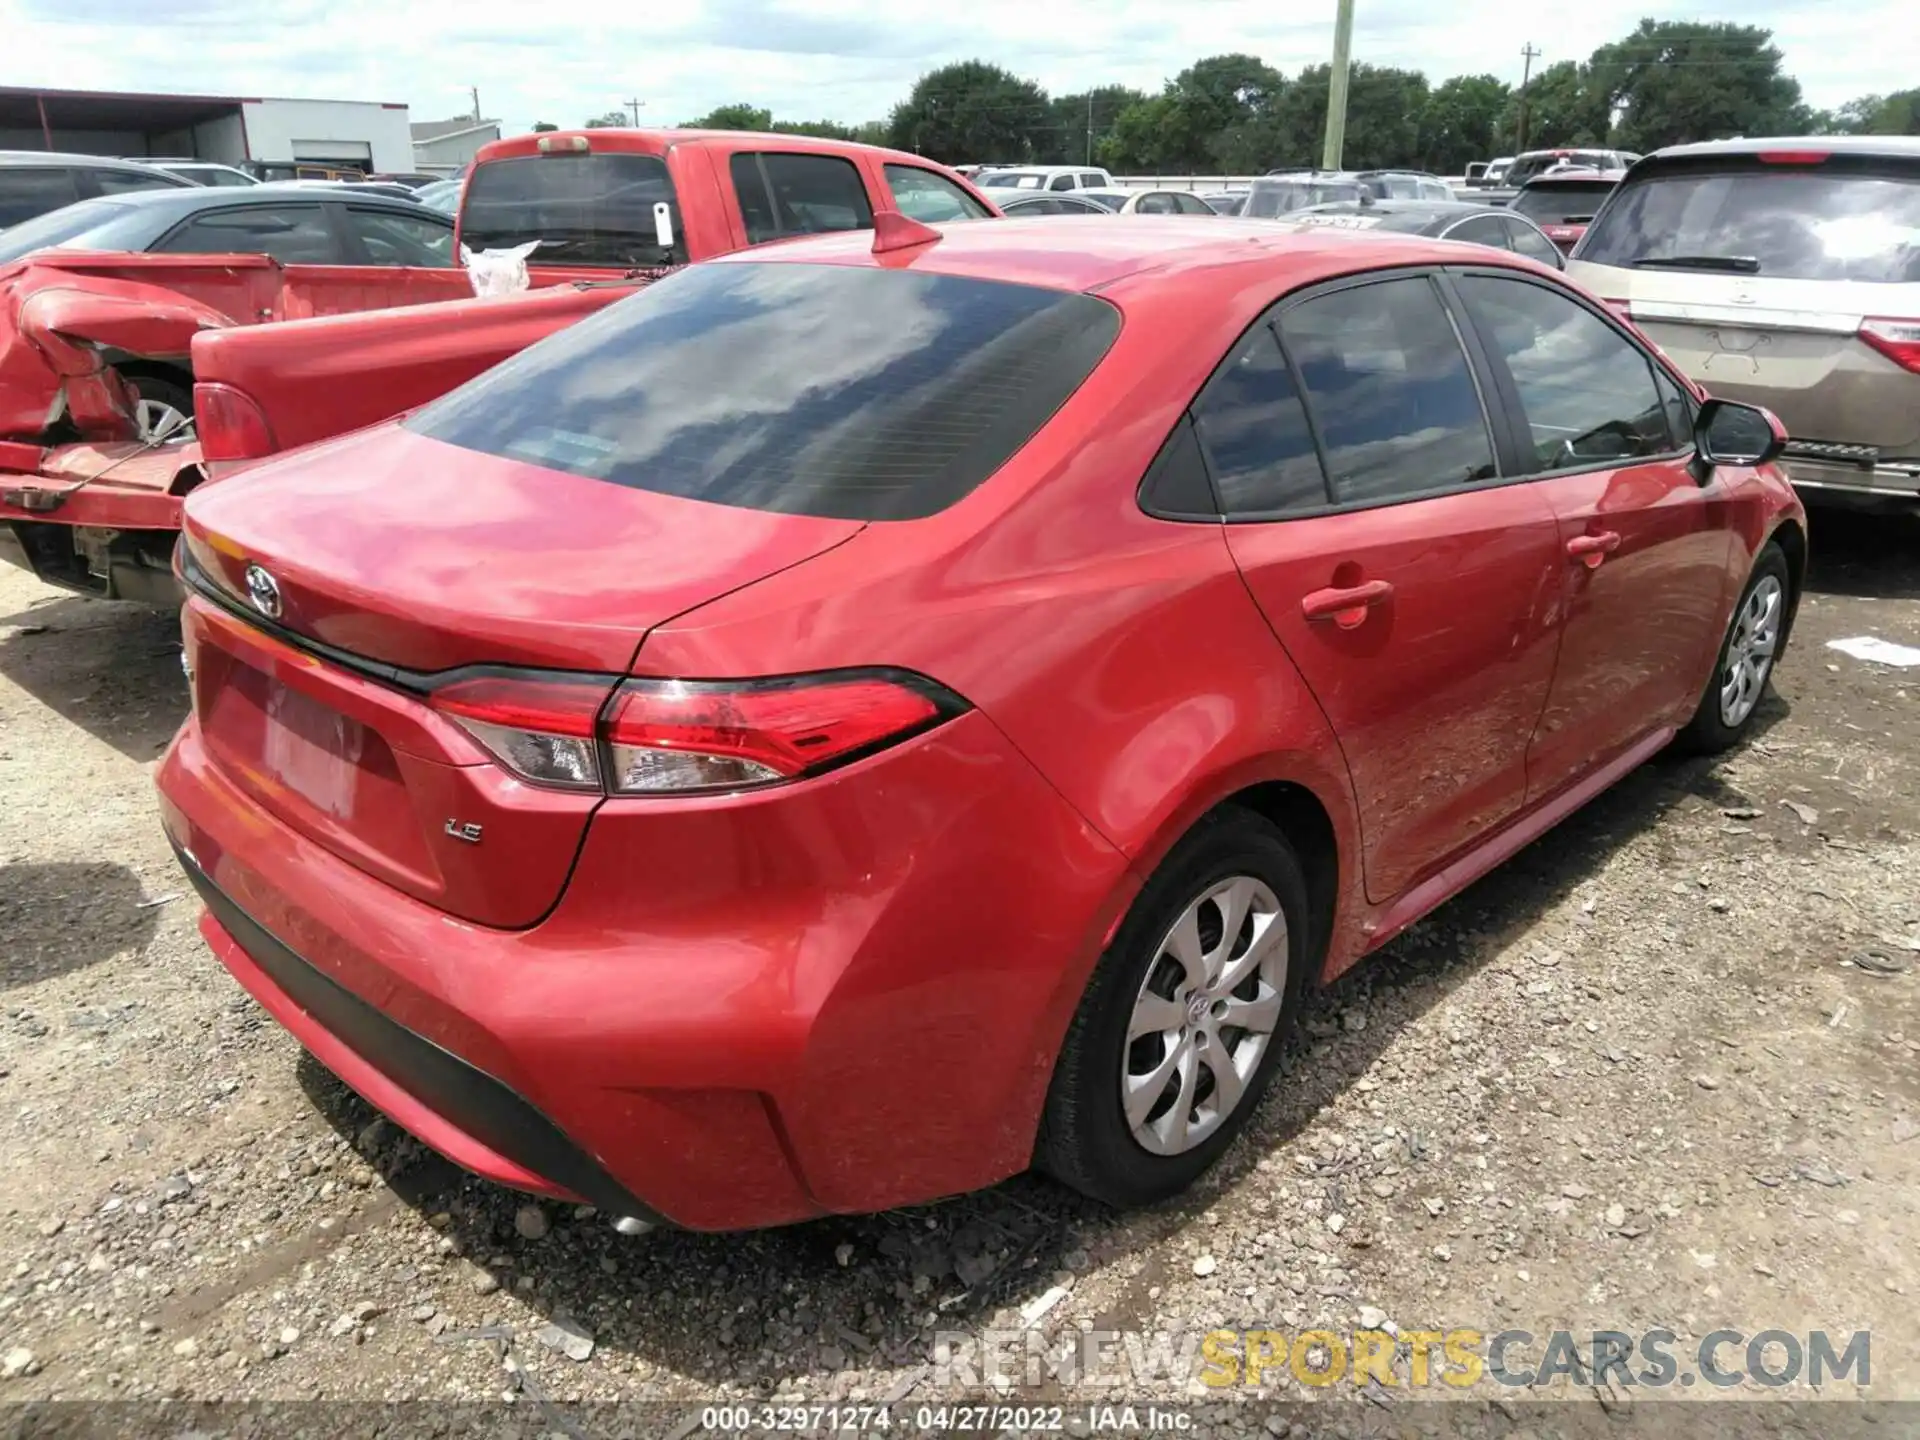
[1,129,996,604]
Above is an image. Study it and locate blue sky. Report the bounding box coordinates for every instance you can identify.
[3,0,1907,133]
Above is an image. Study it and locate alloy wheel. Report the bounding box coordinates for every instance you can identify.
[135,398,193,444]
[1719,573,1783,728]
[1122,875,1287,1156]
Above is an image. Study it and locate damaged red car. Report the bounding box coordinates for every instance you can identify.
[157,216,1805,1232]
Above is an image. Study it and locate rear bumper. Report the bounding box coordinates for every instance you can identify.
[1,441,200,602]
[156,704,1130,1231]
[1782,454,1920,508]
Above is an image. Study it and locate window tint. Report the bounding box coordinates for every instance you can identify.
[92,169,181,196]
[1080,173,1104,188]
[1173,192,1213,215]
[1504,218,1563,267]
[154,205,339,263]
[1576,162,1920,282]
[1000,195,1062,215]
[730,152,873,245]
[0,198,147,265]
[1136,193,1177,214]
[1278,277,1496,504]
[408,262,1121,522]
[1138,418,1217,518]
[345,206,455,266]
[1510,180,1616,225]
[0,167,78,226]
[1191,326,1327,514]
[1459,275,1674,472]
[461,153,682,268]
[1444,215,1512,249]
[1049,174,1075,192]
[883,165,989,223]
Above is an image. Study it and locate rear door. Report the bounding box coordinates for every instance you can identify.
[1212,270,1565,903]
[0,166,78,227]
[1569,149,1920,458]
[1449,267,1736,798]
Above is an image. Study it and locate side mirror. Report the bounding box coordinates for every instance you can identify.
[1694,397,1786,470]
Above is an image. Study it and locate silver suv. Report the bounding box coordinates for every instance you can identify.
[1568,136,1920,510]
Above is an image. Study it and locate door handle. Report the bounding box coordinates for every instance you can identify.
[1301,579,1394,629]
[1566,531,1622,569]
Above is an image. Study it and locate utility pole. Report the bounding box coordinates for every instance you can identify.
[470,86,481,122]
[1321,0,1355,171]
[625,97,644,127]
[1086,93,1094,166]
[1516,43,1540,152]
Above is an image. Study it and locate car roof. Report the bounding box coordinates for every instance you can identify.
[1303,199,1506,222]
[0,150,186,176]
[1646,134,1920,161]
[708,214,1537,296]
[54,182,437,219]
[1520,169,1627,185]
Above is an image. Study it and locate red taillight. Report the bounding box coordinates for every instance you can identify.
[1756,150,1829,165]
[426,668,958,795]
[193,382,276,462]
[1860,318,1920,375]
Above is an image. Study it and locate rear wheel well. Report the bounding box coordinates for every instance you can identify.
[1220,781,1339,972]
[112,359,193,393]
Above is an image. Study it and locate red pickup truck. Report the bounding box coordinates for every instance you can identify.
[1,129,997,603]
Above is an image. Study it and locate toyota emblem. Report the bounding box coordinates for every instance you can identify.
[243,563,283,620]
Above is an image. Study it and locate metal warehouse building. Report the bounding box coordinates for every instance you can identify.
[0,86,415,175]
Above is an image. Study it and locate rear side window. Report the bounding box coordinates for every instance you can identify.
[155,204,339,264]
[407,262,1121,522]
[344,206,455,266]
[730,152,873,245]
[883,165,989,223]
[1444,216,1512,250]
[1579,160,1920,282]
[1458,275,1674,470]
[91,169,182,196]
[1136,193,1177,214]
[0,167,77,227]
[1080,173,1105,188]
[1049,174,1075,192]
[1191,327,1326,514]
[1510,180,1616,225]
[0,198,142,265]
[1278,277,1496,504]
[461,152,683,268]
[1503,218,1563,267]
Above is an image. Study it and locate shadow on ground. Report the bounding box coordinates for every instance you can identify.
[0,861,161,991]
[1801,506,1920,603]
[0,593,185,761]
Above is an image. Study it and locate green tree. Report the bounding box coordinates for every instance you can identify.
[1102,95,1182,171]
[1503,60,1610,150]
[530,121,559,133]
[1273,62,1429,171]
[1044,85,1148,165]
[583,111,628,129]
[774,119,860,141]
[1163,54,1288,171]
[685,103,774,131]
[1589,21,1805,151]
[887,61,1051,164]
[1836,89,1920,135]
[853,120,891,148]
[1419,74,1510,172]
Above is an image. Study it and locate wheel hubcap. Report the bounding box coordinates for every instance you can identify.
[135,398,192,444]
[1719,574,1783,728]
[1122,875,1287,1156]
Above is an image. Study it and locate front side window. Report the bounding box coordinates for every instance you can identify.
[155,205,339,264]
[0,167,77,226]
[345,207,456,266]
[1458,274,1673,471]
[1190,326,1326,515]
[1444,215,1512,250]
[883,164,989,223]
[408,262,1121,522]
[1049,174,1075,192]
[1503,218,1563,267]
[1136,193,1177,215]
[1172,192,1213,215]
[1278,276,1496,505]
[730,152,872,245]
[460,152,683,268]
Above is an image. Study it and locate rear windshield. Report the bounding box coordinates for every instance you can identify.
[406,262,1121,521]
[978,171,1047,190]
[1507,152,1611,187]
[1245,179,1365,217]
[0,198,147,265]
[459,152,683,268]
[1510,180,1617,225]
[1579,161,1920,282]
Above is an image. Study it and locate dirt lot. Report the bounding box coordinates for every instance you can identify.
[1,512,1917,1434]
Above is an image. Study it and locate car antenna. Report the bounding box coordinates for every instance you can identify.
[871,209,942,255]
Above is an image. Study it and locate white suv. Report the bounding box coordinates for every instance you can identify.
[974,166,1115,195]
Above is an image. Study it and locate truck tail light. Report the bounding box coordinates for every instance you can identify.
[1859,318,1920,375]
[426,668,964,795]
[193,383,276,462]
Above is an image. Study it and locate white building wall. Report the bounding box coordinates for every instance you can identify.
[240,99,413,172]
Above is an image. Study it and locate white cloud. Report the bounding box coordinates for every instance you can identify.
[1,0,1908,135]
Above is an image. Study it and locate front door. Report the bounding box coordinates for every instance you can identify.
[1448,270,1735,798]
[1205,273,1565,904]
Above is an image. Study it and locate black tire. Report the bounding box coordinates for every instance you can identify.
[1036,806,1311,1209]
[1676,541,1793,755]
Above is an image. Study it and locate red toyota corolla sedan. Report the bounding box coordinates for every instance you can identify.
[156,216,1806,1232]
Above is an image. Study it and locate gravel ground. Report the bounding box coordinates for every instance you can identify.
[1,512,1917,1434]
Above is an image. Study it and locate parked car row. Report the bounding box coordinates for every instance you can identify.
[5,118,1875,1241]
